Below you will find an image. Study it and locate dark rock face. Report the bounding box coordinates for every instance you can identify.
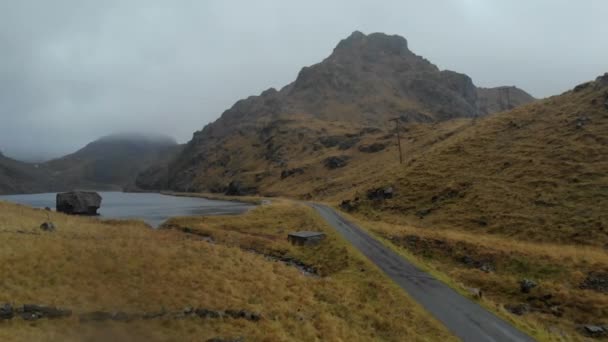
[367,187,394,201]
[0,303,13,320]
[225,181,257,196]
[580,272,608,293]
[505,303,530,316]
[21,304,72,320]
[358,143,387,153]
[340,199,359,212]
[56,191,102,215]
[323,156,350,169]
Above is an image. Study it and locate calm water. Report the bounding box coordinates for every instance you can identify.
[0,192,254,227]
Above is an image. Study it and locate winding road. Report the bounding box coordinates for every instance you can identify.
[310,203,535,342]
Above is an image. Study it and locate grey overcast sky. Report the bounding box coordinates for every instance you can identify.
[1,0,607,161]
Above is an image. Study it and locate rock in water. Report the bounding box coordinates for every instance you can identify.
[56,191,102,215]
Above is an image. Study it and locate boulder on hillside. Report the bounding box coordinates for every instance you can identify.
[56,191,102,215]
[358,143,387,153]
[323,156,350,169]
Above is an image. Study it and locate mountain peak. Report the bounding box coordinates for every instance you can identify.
[332,31,410,57]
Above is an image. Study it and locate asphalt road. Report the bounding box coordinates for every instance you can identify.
[310,203,535,342]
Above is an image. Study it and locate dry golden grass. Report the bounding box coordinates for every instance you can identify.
[0,200,454,341]
[337,81,608,248]
[345,213,608,341]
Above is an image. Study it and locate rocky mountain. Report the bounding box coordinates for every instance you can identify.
[145,31,534,193]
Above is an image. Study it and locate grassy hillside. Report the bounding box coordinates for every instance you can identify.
[0,200,454,341]
[342,73,608,247]
[0,153,49,194]
[348,213,608,341]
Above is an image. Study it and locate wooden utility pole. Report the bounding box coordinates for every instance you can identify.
[389,118,403,164]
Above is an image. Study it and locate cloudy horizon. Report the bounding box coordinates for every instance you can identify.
[1,0,606,161]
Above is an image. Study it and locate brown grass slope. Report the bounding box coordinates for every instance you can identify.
[149,31,533,193]
[0,201,454,341]
[347,74,608,247]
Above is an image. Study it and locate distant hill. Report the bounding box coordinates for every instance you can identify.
[0,133,179,194]
[145,31,534,193]
[43,133,178,191]
[0,152,49,194]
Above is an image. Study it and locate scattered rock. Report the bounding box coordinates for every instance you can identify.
[580,272,608,293]
[505,303,530,316]
[21,304,71,320]
[358,143,386,153]
[460,255,494,273]
[520,279,537,293]
[416,208,432,218]
[0,303,13,320]
[466,287,483,299]
[580,325,607,337]
[549,305,563,317]
[195,308,222,319]
[339,199,359,212]
[575,116,591,129]
[39,221,55,232]
[323,156,350,169]
[366,187,394,201]
[56,191,102,215]
[280,167,305,179]
[479,264,494,273]
[224,309,261,321]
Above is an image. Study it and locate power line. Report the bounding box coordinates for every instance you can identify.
[389,118,403,164]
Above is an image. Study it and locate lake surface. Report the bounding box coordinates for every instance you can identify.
[0,192,255,227]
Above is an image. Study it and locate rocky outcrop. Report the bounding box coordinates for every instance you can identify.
[56,191,102,215]
[477,86,535,115]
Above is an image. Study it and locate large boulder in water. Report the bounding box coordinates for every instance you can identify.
[56,191,102,215]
